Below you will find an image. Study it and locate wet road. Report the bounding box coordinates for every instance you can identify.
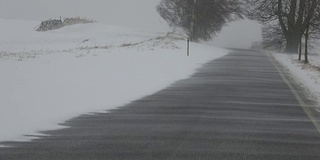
[1,50,320,160]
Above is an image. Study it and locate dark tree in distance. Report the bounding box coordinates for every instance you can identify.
[157,0,243,42]
[245,0,320,53]
[262,22,286,51]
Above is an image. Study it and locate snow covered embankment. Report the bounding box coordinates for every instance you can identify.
[0,19,229,144]
[272,52,320,107]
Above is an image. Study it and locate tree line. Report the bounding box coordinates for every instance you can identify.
[157,0,243,42]
[245,0,320,63]
[157,0,320,63]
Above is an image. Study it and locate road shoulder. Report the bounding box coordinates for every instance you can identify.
[268,52,320,133]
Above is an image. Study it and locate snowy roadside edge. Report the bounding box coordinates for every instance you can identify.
[270,52,320,108]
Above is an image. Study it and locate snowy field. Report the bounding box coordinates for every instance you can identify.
[272,52,320,106]
[0,19,229,144]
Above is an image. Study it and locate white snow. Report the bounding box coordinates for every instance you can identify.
[271,52,320,106]
[0,19,229,143]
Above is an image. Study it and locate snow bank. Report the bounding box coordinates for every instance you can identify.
[271,52,320,105]
[0,19,228,143]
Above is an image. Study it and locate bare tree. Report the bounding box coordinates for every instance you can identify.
[298,1,320,63]
[157,0,243,41]
[245,0,320,53]
[261,22,286,51]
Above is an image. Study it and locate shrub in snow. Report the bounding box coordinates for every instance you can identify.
[36,19,63,31]
[63,17,97,26]
[36,17,96,32]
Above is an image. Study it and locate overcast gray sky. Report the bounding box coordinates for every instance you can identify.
[0,0,262,48]
[0,0,168,31]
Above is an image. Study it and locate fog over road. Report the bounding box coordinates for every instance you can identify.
[0,0,262,48]
[1,50,320,159]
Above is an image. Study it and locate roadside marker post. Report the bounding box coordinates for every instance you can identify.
[187,38,190,56]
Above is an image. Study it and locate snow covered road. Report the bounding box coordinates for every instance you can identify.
[2,49,320,159]
[0,19,228,143]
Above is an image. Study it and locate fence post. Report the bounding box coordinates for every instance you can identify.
[187,38,190,56]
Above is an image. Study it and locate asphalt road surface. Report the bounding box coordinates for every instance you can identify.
[1,49,320,160]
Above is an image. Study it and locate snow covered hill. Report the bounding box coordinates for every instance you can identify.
[0,19,229,144]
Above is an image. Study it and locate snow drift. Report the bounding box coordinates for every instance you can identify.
[0,19,229,144]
